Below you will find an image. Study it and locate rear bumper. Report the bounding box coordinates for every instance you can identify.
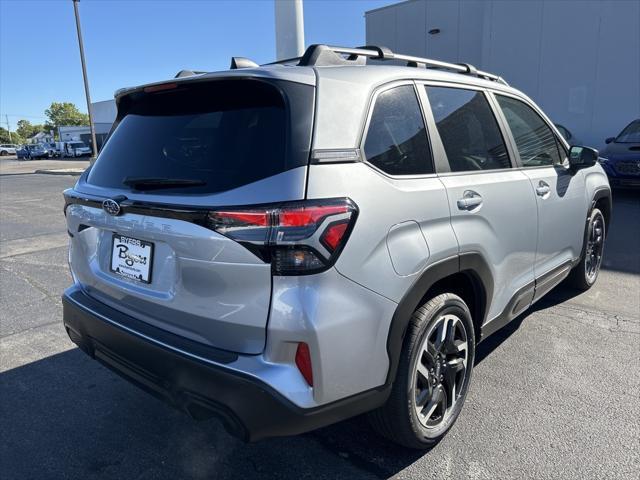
[62,285,387,441]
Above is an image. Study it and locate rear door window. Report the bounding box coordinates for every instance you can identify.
[86,80,313,194]
[363,85,433,176]
[495,95,562,167]
[425,86,511,172]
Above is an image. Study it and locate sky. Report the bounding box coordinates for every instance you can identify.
[0,0,394,129]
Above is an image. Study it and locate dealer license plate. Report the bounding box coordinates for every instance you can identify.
[110,234,154,284]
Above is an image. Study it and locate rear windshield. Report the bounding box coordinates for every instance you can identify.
[86,79,313,194]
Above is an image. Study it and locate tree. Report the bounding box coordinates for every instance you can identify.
[44,102,89,130]
[0,127,23,144]
[0,127,12,143]
[16,120,39,140]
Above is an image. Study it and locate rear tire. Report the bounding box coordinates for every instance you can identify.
[0,150,7,156]
[369,293,475,449]
[568,207,605,290]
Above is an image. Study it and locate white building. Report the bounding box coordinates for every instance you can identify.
[365,0,640,149]
[58,125,91,142]
[28,131,54,144]
[91,100,116,137]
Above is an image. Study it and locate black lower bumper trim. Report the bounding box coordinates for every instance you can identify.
[62,286,389,441]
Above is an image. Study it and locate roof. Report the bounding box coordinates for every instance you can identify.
[364,0,417,16]
[114,44,515,102]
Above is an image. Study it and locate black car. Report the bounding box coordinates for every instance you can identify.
[600,119,640,188]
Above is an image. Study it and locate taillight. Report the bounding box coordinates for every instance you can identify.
[207,198,358,275]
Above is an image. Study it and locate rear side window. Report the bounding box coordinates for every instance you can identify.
[87,80,313,194]
[425,86,510,172]
[363,85,433,176]
[496,95,561,167]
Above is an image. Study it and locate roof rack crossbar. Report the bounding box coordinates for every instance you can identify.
[297,44,508,85]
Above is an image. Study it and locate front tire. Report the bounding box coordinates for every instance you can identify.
[369,293,475,449]
[568,207,605,290]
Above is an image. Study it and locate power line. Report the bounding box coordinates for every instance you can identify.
[0,114,48,120]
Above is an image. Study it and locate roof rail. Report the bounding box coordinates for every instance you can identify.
[296,44,508,85]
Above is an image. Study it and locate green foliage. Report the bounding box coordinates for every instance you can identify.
[16,120,45,141]
[44,102,89,130]
[0,127,23,144]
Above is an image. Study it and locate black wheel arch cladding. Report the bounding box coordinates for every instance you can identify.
[385,252,493,387]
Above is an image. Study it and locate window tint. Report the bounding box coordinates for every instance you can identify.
[363,85,433,175]
[426,86,510,172]
[496,95,561,167]
[87,80,313,194]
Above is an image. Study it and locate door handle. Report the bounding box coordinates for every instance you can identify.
[536,181,551,197]
[457,190,483,210]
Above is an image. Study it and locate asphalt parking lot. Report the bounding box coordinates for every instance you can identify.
[1,173,638,479]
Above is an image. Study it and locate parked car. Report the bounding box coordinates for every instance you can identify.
[62,44,611,449]
[24,143,50,159]
[600,119,640,188]
[0,143,18,156]
[63,141,92,157]
[554,123,581,145]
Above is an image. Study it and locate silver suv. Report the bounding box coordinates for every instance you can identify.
[63,45,611,449]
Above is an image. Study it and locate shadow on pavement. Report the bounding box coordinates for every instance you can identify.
[0,347,416,479]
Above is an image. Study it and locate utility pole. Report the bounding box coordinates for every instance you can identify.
[4,115,11,143]
[72,0,98,160]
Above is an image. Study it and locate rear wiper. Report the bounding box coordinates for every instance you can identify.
[122,177,206,191]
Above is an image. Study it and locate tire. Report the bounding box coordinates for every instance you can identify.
[369,293,475,449]
[0,150,7,156]
[567,207,605,291]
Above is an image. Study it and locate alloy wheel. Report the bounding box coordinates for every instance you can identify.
[412,313,469,429]
[585,212,605,282]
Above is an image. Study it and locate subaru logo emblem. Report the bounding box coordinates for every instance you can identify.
[102,199,121,216]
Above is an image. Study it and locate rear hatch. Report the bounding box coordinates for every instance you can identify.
[65,75,315,354]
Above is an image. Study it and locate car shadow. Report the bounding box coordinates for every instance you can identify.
[475,283,583,366]
[0,282,591,480]
[0,346,421,479]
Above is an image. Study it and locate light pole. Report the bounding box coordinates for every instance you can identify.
[274,0,305,60]
[72,0,98,160]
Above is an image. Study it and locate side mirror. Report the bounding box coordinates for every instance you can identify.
[605,137,615,144]
[569,146,598,169]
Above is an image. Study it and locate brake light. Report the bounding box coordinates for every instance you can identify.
[279,205,349,227]
[295,343,313,386]
[207,198,358,275]
[143,82,178,93]
[320,221,349,252]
